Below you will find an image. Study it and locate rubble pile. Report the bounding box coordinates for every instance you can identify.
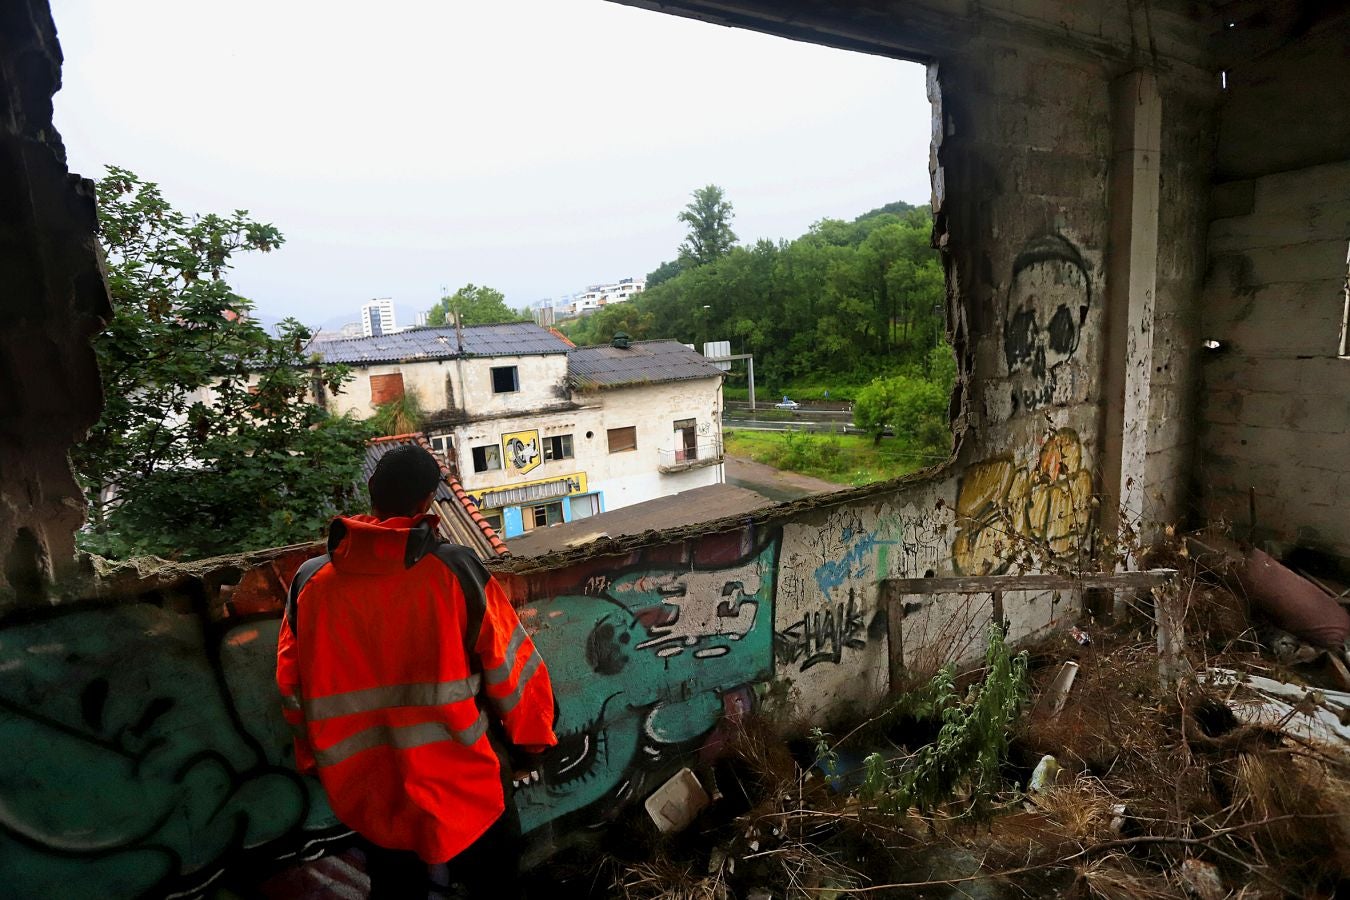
[546,532,1350,898]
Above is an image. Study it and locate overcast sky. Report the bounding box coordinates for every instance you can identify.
[50,0,931,327]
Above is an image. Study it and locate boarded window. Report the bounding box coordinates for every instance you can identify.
[370,372,405,405]
[607,426,637,453]
[491,366,519,394]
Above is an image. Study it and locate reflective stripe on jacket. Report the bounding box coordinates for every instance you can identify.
[275,513,557,864]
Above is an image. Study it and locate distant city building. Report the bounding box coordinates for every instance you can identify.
[361,298,397,337]
[555,277,645,320]
[414,310,429,327]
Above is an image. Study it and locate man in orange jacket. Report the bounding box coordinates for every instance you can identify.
[277,444,557,898]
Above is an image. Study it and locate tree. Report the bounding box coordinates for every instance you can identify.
[646,258,684,288]
[71,167,374,561]
[426,283,523,326]
[677,184,737,267]
[852,374,951,452]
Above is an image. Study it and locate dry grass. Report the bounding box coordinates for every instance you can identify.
[610,551,1350,899]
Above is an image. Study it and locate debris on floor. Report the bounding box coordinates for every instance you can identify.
[533,530,1350,899]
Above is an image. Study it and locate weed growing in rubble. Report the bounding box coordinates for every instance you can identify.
[859,623,1028,820]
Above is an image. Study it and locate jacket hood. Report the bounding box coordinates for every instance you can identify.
[327,514,440,575]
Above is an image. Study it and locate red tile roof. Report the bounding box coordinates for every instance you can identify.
[365,433,510,558]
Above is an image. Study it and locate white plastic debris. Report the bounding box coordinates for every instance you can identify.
[1029,755,1061,792]
[644,767,711,833]
[1034,661,1080,720]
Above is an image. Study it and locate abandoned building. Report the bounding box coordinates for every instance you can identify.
[1,0,1347,896]
[315,323,728,536]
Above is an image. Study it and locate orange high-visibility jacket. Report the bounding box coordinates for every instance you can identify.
[276,513,557,863]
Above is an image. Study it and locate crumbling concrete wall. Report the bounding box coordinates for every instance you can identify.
[1197,10,1350,570]
[0,0,1230,894]
[0,0,110,610]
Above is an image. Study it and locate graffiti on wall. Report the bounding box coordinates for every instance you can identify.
[775,508,896,675]
[1004,234,1092,411]
[502,429,542,475]
[952,428,1094,575]
[0,603,346,899]
[512,540,778,834]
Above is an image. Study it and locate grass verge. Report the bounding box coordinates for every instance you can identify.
[724,429,945,486]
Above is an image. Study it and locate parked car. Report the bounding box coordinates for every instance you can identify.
[774,397,800,410]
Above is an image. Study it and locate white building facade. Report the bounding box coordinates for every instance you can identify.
[360,298,397,337]
[314,325,724,541]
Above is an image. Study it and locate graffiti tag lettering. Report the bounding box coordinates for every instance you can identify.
[775,588,867,671]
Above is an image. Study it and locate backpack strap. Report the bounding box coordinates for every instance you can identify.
[405,536,489,671]
[284,552,332,639]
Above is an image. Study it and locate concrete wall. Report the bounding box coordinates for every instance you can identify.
[0,0,1238,894]
[326,353,571,420]
[1196,10,1350,569]
[0,0,111,609]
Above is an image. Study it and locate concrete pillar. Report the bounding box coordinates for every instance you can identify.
[1098,70,1162,564]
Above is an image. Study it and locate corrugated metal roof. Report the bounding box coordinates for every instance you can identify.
[316,323,572,366]
[362,434,509,558]
[567,340,727,390]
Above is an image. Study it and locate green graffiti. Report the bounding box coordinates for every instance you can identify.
[0,605,329,898]
[514,542,778,833]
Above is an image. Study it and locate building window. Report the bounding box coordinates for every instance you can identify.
[491,366,519,394]
[543,434,574,461]
[481,510,503,533]
[370,372,405,405]
[471,444,502,473]
[607,426,637,453]
[673,418,697,462]
[428,433,453,456]
[522,501,564,531]
[570,493,599,520]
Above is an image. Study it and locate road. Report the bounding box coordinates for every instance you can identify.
[723,455,849,503]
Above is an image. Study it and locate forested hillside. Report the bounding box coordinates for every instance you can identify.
[562,199,948,391]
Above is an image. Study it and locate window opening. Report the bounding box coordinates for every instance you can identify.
[471,444,502,473]
[543,434,574,461]
[673,418,697,462]
[523,501,564,531]
[570,494,599,520]
[607,426,637,453]
[481,510,504,533]
[491,366,519,394]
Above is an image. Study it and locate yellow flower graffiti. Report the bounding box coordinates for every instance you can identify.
[952,428,1094,575]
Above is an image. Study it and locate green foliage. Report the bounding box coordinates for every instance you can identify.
[370,391,425,437]
[426,283,525,326]
[677,184,737,267]
[857,624,1028,820]
[73,167,374,561]
[853,373,951,454]
[558,300,656,348]
[570,200,949,394]
[723,429,938,485]
[645,258,684,288]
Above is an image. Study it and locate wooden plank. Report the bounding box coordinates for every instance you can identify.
[884,581,905,698]
[883,569,1177,596]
